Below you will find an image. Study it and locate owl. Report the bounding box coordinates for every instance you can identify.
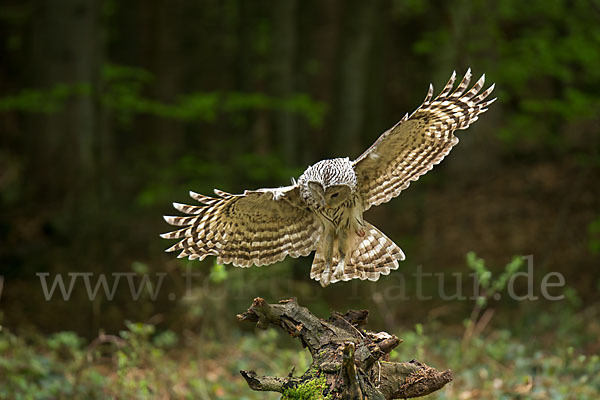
[162,69,495,286]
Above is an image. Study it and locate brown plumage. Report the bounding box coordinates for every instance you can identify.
[162,69,496,286]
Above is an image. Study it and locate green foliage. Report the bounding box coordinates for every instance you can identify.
[0,63,327,128]
[209,262,228,283]
[0,83,90,113]
[466,252,524,308]
[46,331,84,355]
[0,328,106,399]
[399,0,600,152]
[391,301,600,399]
[587,216,600,254]
[282,375,332,400]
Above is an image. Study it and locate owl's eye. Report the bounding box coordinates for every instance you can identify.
[330,193,339,198]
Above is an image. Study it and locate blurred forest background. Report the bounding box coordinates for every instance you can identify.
[0,0,599,398]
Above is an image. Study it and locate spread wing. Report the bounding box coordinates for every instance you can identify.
[353,69,496,211]
[161,186,321,267]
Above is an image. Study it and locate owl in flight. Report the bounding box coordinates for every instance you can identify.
[162,69,495,286]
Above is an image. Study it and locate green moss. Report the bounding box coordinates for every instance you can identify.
[281,376,332,400]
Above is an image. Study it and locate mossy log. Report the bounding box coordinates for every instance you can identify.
[237,297,453,399]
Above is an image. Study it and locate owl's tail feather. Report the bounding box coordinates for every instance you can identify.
[310,222,405,286]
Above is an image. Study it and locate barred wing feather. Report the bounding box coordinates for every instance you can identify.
[161,186,321,267]
[353,69,496,211]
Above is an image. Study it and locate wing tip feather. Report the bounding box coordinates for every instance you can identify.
[485,96,498,105]
[424,83,434,103]
[172,202,191,213]
[214,188,232,197]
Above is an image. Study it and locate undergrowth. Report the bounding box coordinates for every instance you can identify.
[1,255,599,399]
[1,305,598,399]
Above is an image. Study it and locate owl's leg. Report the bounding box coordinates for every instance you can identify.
[332,229,348,280]
[319,229,335,287]
[351,206,366,237]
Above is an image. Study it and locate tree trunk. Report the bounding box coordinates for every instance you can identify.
[28,0,101,200]
[238,297,453,399]
[334,0,378,158]
[272,0,298,163]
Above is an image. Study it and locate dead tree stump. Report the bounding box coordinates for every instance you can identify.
[237,297,453,399]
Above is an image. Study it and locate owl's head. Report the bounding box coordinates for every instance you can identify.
[300,157,357,208]
[307,182,351,208]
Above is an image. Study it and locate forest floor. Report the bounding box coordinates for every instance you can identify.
[1,301,599,399]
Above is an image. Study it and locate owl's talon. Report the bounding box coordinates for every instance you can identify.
[320,263,332,287]
[332,261,345,280]
[320,272,331,287]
